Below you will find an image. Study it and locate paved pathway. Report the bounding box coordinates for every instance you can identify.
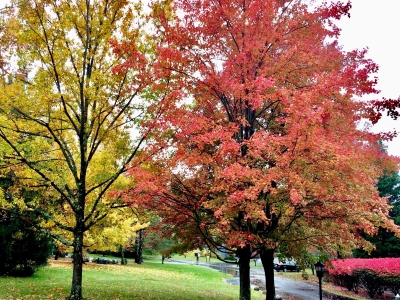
[250,268,328,300]
[170,259,329,299]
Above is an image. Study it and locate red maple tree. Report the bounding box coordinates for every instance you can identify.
[116,1,400,299]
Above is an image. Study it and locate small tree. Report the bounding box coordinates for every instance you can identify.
[0,211,51,277]
[0,173,51,276]
[0,173,53,277]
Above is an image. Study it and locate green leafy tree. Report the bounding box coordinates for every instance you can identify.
[0,174,52,277]
[354,170,400,258]
[378,171,400,208]
[0,212,52,277]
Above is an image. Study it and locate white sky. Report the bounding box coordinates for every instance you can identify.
[336,0,400,157]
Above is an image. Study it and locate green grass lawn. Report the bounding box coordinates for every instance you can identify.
[0,258,265,300]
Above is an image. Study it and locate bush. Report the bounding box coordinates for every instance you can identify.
[327,258,400,297]
[354,269,384,298]
[385,276,400,295]
[301,272,309,280]
[0,213,52,277]
[329,273,359,293]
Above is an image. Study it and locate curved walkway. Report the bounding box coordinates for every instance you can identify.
[250,268,329,300]
[170,259,349,300]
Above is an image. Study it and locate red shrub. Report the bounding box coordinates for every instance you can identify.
[326,258,400,297]
[328,258,400,276]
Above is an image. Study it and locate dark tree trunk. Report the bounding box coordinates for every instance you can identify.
[68,223,84,300]
[237,244,251,300]
[120,245,126,265]
[135,228,144,264]
[260,248,275,300]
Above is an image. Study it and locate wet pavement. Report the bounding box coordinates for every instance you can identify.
[170,259,329,300]
[251,268,328,300]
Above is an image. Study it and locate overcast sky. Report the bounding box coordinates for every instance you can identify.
[337,0,400,157]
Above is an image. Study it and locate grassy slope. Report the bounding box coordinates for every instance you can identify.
[0,258,265,300]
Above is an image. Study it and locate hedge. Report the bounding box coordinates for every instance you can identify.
[326,258,400,298]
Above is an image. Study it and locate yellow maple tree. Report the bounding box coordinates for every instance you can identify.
[0,1,165,299]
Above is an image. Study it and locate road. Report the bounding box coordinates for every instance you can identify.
[250,268,327,300]
[170,259,329,300]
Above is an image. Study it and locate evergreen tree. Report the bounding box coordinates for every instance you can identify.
[354,171,400,258]
[0,174,52,277]
[0,211,52,276]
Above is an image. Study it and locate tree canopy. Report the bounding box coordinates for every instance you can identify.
[0,0,167,299]
[118,1,400,299]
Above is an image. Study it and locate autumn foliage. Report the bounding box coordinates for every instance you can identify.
[368,97,400,126]
[117,1,400,300]
[0,0,396,299]
[0,1,163,299]
[121,0,399,256]
[328,258,400,276]
[327,258,400,297]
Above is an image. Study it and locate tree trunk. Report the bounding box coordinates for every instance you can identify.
[260,248,275,300]
[68,226,84,300]
[135,228,144,264]
[237,244,251,300]
[120,245,126,265]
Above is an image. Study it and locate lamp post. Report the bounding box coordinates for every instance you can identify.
[314,261,325,300]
